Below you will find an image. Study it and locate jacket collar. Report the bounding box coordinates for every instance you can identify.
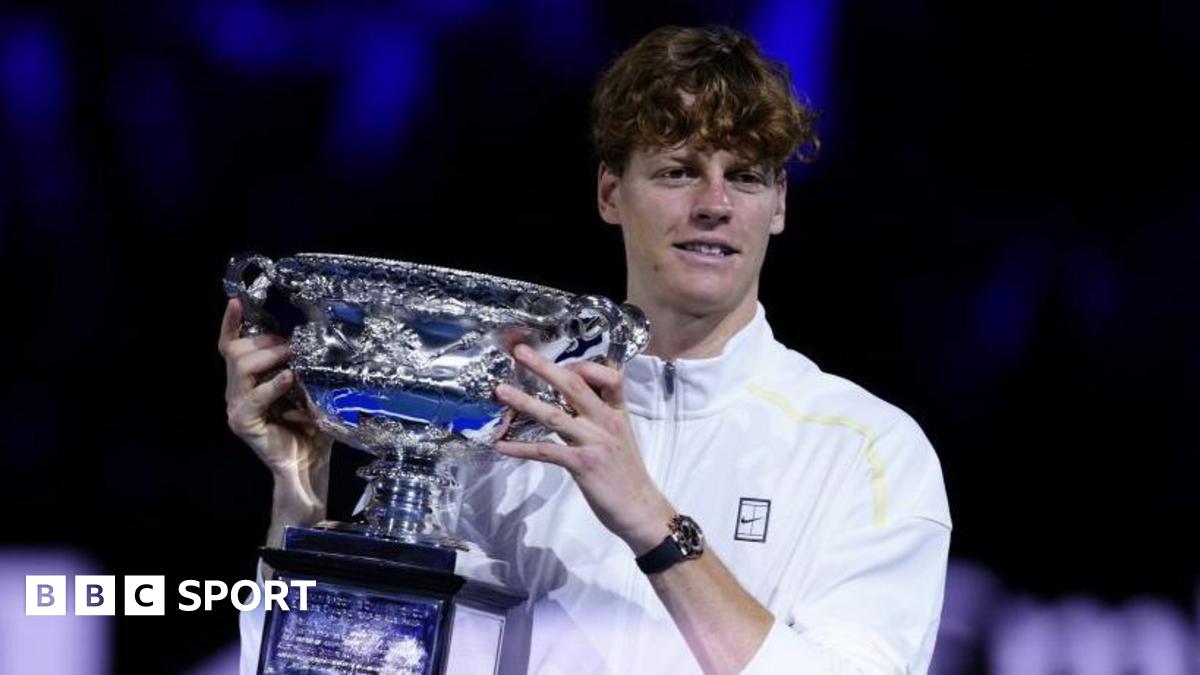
[622,302,779,419]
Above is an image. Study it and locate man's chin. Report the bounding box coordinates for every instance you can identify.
[667,289,742,318]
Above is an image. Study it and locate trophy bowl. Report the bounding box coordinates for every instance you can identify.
[224,252,650,551]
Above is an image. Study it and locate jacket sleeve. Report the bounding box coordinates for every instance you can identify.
[742,516,950,674]
[743,416,952,674]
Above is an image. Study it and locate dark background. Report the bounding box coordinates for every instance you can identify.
[1,0,1197,672]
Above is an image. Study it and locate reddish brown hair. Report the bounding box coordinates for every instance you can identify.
[591,25,819,175]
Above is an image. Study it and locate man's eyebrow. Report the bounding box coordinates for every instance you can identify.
[726,160,772,173]
[656,145,698,160]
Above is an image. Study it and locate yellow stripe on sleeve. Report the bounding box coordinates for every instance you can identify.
[746,383,888,528]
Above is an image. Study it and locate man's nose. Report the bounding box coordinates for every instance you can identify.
[690,178,733,225]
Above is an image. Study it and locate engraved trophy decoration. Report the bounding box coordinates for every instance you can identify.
[224,252,650,675]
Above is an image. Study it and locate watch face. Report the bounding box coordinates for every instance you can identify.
[671,515,705,558]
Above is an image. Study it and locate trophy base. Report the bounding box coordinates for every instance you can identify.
[313,519,473,554]
[292,524,460,570]
[257,526,527,675]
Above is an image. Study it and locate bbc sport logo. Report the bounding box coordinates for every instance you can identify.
[25,575,315,615]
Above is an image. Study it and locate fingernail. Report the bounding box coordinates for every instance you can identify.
[495,383,512,398]
[514,344,533,359]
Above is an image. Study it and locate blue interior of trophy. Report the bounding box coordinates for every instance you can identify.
[287,293,513,448]
[306,384,503,436]
[408,318,476,345]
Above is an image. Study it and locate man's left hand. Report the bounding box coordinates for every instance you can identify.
[494,344,674,555]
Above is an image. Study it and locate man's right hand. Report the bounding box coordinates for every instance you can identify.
[218,297,333,548]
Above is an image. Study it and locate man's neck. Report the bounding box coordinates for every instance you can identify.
[628,293,759,361]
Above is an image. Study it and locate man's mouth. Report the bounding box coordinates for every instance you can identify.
[673,242,738,257]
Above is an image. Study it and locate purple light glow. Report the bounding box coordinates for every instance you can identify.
[946,566,1200,674]
[1123,599,1193,675]
[0,550,110,675]
[989,599,1059,674]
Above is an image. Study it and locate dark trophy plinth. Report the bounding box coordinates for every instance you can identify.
[224,253,651,675]
[259,528,526,675]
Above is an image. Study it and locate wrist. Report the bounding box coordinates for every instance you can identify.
[270,470,327,527]
[622,499,677,556]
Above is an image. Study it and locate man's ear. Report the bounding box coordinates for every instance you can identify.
[597,163,623,225]
[769,170,787,235]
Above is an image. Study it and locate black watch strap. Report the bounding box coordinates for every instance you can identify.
[635,514,704,575]
[636,535,685,575]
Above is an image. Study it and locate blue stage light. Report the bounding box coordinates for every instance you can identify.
[327,23,430,174]
[195,1,291,73]
[746,0,834,110]
[0,18,68,136]
[0,16,82,227]
[972,241,1048,363]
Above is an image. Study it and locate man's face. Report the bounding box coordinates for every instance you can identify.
[598,143,786,316]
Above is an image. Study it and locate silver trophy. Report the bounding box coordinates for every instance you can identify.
[224,252,651,552]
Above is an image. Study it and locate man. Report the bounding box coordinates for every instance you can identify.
[221,25,951,674]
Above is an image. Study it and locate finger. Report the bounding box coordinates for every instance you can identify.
[223,332,287,359]
[565,361,625,408]
[495,383,592,443]
[512,344,606,418]
[231,344,292,383]
[218,298,243,354]
[279,408,321,436]
[279,408,314,425]
[495,439,575,470]
[243,370,296,413]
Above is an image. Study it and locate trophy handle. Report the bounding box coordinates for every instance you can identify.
[571,295,651,365]
[616,302,651,363]
[223,253,281,336]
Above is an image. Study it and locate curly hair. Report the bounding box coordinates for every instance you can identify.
[591,25,819,175]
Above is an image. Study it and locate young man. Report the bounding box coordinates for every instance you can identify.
[222,25,951,674]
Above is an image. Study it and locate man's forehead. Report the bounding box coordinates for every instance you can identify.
[634,143,765,166]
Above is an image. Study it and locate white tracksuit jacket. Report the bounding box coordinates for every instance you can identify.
[240,302,952,674]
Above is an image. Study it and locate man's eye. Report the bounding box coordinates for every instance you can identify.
[659,167,694,180]
[732,171,766,185]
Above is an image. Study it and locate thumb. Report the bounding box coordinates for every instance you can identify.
[244,369,296,413]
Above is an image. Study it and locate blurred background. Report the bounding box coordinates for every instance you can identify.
[1,0,1198,673]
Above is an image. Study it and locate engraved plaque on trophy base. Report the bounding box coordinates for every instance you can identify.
[257,527,527,675]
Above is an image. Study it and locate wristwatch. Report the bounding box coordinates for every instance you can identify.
[635,514,705,574]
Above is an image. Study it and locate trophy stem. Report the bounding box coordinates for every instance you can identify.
[357,454,467,550]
